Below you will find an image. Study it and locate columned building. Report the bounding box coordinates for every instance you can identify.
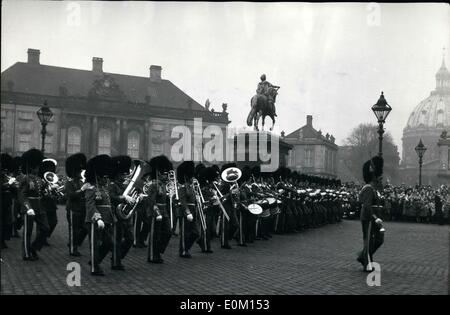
[284,115,338,178]
[400,54,450,186]
[1,49,230,168]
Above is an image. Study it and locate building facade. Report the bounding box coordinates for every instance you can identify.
[284,115,338,178]
[400,54,450,186]
[1,49,230,169]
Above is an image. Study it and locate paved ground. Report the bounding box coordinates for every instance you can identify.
[1,206,449,295]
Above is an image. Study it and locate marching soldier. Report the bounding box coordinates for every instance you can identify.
[64,153,88,256]
[196,167,220,253]
[17,149,49,261]
[84,154,114,276]
[39,158,59,245]
[218,163,240,249]
[146,155,173,264]
[109,155,136,271]
[177,161,200,258]
[133,175,149,248]
[357,156,385,272]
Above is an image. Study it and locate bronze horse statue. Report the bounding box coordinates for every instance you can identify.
[246,86,279,131]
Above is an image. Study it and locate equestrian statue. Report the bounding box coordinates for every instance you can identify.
[246,74,280,131]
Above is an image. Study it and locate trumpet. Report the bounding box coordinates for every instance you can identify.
[43,172,65,197]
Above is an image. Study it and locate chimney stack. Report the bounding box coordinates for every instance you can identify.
[150,65,162,82]
[27,49,40,65]
[306,115,313,127]
[92,57,103,73]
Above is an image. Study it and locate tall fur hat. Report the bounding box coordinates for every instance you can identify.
[65,153,87,178]
[211,164,220,176]
[239,165,251,183]
[12,156,22,174]
[198,166,219,185]
[251,165,261,179]
[21,149,44,173]
[85,154,113,184]
[362,156,384,184]
[195,163,206,178]
[149,155,173,179]
[1,153,13,172]
[111,155,132,179]
[39,158,57,177]
[177,160,195,184]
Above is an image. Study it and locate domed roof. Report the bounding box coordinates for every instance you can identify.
[405,55,450,130]
[405,94,450,129]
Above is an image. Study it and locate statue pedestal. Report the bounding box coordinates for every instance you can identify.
[229,131,292,170]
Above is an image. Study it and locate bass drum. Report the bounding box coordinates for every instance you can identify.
[247,203,263,215]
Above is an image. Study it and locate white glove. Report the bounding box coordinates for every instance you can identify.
[125,195,136,204]
[8,178,15,185]
[156,215,163,221]
[81,183,90,191]
[27,209,35,216]
[186,213,194,222]
[97,219,105,229]
[375,218,383,225]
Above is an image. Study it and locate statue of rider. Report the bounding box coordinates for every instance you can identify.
[256,74,279,117]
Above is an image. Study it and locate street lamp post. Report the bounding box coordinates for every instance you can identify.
[415,139,427,187]
[371,92,392,157]
[36,101,54,154]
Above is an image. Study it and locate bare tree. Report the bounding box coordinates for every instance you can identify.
[344,123,400,185]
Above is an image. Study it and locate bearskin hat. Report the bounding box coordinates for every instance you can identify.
[21,149,44,173]
[39,158,57,177]
[198,166,219,185]
[362,156,384,184]
[251,165,261,179]
[12,156,22,174]
[211,164,220,176]
[239,165,251,183]
[1,153,13,172]
[148,155,173,179]
[195,163,206,178]
[85,154,113,184]
[177,160,195,184]
[111,155,132,179]
[65,153,87,178]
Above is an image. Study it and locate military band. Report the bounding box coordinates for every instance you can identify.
[1,148,360,274]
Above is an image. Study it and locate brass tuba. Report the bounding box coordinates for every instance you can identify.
[115,160,150,220]
[43,172,65,197]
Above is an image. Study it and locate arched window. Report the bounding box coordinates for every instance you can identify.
[98,128,111,155]
[67,126,81,154]
[127,131,140,158]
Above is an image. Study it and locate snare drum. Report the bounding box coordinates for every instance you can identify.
[247,203,263,215]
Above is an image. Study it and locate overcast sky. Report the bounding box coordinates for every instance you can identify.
[2,1,449,158]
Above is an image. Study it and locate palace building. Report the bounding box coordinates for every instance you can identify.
[1,48,230,168]
[283,115,338,178]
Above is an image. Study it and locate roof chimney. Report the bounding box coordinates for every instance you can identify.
[92,57,103,73]
[27,49,40,65]
[306,115,313,127]
[150,65,162,82]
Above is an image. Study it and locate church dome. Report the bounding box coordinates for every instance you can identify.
[405,56,450,130]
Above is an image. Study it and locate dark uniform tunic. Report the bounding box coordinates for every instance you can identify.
[17,174,50,259]
[146,180,172,262]
[85,184,113,273]
[65,177,88,255]
[108,181,134,266]
[178,183,200,256]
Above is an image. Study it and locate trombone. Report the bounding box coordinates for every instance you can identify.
[192,178,207,233]
[165,170,179,230]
